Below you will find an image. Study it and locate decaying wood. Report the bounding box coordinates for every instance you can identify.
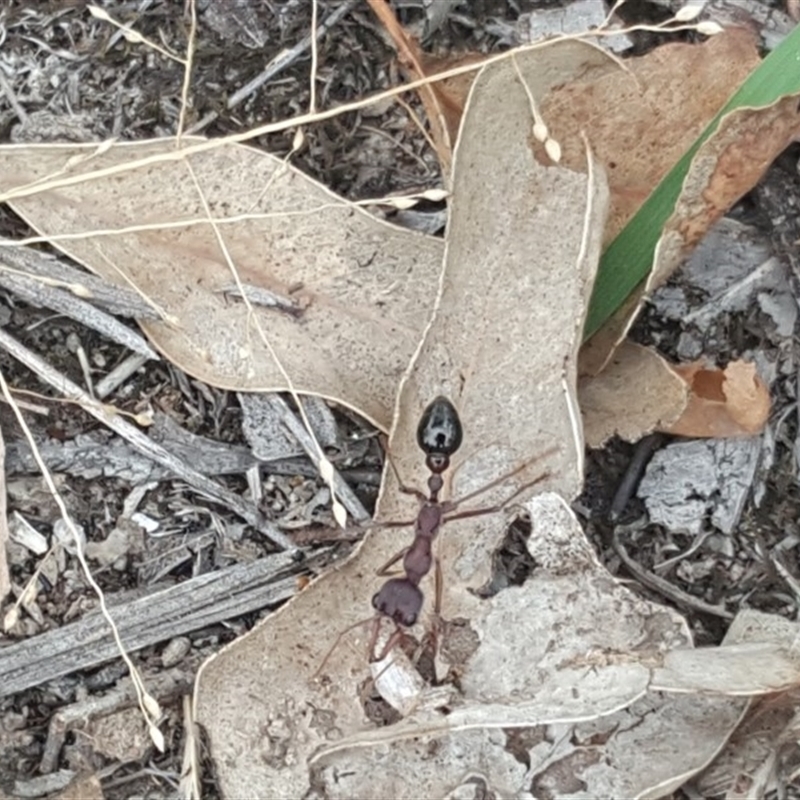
[5,428,330,484]
[0,549,328,698]
[0,245,160,319]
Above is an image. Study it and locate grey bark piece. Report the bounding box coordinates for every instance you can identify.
[0,549,328,698]
[638,438,762,535]
[6,433,164,483]
[0,247,158,358]
[679,219,772,296]
[517,0,633,53]
[239,392,338,461]
[13,770,76,798]
[5,427,319,482]
[150,412,259,473]
[0,245,160,320]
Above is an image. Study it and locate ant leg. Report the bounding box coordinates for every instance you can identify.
[416,556,443,668]
[443,471,550,524]
[312,615,375,680]
[440,445,558,515]
[375,547,409,577]
[372,623,406,663]
[383,440,427,502]
[434,556,443,616]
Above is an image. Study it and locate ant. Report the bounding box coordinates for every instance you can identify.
[369,396,551,663]
[315,396,551,683]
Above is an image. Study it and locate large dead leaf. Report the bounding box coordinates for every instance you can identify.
[0,139,441,429]
[194,39,611,797]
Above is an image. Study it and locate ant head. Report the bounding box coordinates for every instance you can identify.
[417,396,463,459]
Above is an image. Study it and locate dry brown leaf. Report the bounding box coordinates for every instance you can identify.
[668,359,770,437]
[0,140,442,429]
[369,27,760,242]
[195,39,611,798]
[580,341,687,447]
[580,342,770,446]
[580,54,800,377]
[648,93,800,289]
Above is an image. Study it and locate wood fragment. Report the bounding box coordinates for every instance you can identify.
[94,353,149,399]
[613,527,733,619]
[0,549,329,698]
[0,243,161,318]
[0,328,299,552]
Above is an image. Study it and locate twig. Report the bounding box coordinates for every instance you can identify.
[263,394,370,523]
[0,327,301,554]
[186,0,358,135]
[177,0,197,141]
[0,251,158,358]
[0,69,28,125]
[608,434,665,522]
[613,527,733,619]
[94,353,150,399]
[309,0,319,115]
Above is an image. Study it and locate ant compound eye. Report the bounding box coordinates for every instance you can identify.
[401,610,418,626]
[417,396,463,457]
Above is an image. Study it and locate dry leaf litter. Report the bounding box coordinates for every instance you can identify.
[0,1,799,798]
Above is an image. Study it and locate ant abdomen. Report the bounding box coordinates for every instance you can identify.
[417,396,463,459]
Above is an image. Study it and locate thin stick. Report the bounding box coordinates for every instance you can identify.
[0,327,299,554]
[309,0,319,115]
[613,527,733,619]
[262,394,370,523]
[176,0,197,142]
